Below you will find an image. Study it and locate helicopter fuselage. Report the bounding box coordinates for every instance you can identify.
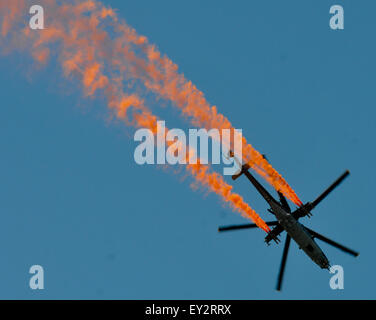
[269,201,330,269]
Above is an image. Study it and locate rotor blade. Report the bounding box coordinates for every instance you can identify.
[311,170,350,209]
[218,221,279,232]
[304,227,359,257]
[276,234,291,291]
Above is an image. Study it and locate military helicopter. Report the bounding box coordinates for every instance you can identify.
[219,153,359,290]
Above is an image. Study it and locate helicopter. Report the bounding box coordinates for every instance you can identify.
[219,153,359,290]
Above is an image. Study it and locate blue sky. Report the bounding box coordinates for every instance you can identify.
[0,0,374,299]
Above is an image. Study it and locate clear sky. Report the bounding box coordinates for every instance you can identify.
[0,0,374,299]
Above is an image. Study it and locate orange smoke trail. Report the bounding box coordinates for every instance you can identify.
[109,10,303,206]
[142,54,302,206]
[0,0,271,232]
[114,95,271,232]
